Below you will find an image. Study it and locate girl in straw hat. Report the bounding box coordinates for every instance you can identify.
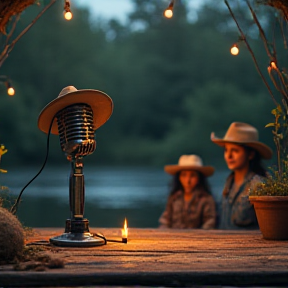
[159,155,216,229]
[211,122,273,230]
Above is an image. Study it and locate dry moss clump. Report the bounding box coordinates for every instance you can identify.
[0,206,24,262]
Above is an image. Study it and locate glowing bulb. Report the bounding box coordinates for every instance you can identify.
[164,9,173,18]
[7,87,15,96]
[64,11,73,20]
[230,45,239,56]
[270,61,277,69]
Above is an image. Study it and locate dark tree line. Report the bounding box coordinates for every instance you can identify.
[0,0,276,169]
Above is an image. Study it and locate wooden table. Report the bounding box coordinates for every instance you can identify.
[1,228,288,287]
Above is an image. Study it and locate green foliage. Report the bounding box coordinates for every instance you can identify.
[250,106,288,196]
[250,164,288,196]
[265,105,288,175]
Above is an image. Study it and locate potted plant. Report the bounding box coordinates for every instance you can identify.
[225,0,288,239]
[249,106,288,240]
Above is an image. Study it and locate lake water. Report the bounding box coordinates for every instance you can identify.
[0,166,227,228]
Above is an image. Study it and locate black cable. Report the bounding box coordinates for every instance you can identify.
[93,233,107,245]
[10,116,55,215]
[92,232,128,244]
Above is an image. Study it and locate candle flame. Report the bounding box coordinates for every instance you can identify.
[122,218,128,238]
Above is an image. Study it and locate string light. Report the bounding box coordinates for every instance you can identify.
[230,44,239,56]
[268,60,278,74]
[7,86,15,96]
[6,81,15,96]
[0,76,15,96]
[270,61,277,70]
[164,0,174,19]
[64,0,73,20]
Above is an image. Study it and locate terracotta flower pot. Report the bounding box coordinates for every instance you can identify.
[249,196,288,240]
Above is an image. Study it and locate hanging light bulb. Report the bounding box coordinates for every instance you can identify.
[0,76,14,96]
[230,44,239,56]
[64,0,73,20]
[64,11,73,20]
[7,87,15,96]
[164,0,174,18]
[5,81,15,96]
[270,61,277,70]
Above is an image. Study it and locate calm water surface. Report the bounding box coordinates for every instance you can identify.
[1,166,227,228]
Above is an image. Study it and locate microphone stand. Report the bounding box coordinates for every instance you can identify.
[50,157,105,247]
[49,103,106,247]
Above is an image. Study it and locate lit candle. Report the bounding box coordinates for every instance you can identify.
[122,218,128,243]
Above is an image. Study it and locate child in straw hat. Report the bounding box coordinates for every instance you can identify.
[211,122,273,230]
[159,155,216,229]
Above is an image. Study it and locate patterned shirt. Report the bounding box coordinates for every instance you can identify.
[219,171,262,230]
[159,189,216,229]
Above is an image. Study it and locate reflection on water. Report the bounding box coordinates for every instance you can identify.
[1,166,227,228]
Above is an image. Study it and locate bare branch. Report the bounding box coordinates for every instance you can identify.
[4,15,20,49]
[246,0,274,59]
[225,0,278,106]
[279,17,287,48]
[268,69,288,100]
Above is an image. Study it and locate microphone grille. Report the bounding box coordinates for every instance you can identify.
[56,103,96,157]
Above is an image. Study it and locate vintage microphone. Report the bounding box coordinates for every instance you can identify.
[38,86,113,247]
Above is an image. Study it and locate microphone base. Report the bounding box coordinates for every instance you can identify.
[50,218,105,247]
[49,232,105,247]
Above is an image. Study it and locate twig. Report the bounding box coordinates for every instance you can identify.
[279,17,287,49]
[269,67,288,100]
[246,0,274,59]
[4,15,20,49]
[247,1,288,100]
[224,0,278,106]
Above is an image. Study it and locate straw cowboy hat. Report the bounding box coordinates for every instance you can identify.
[211,122,273,159]
[38,86,113,135]
[164,155,214,176]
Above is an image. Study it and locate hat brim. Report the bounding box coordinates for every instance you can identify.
[164,165,214,176]
[211,133,273,160]
[38,89,113,134]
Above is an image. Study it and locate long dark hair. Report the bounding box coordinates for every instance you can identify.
[169,171,212,196]
[244,146,267,177]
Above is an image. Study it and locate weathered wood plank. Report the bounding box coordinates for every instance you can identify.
[1,228,288,287]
